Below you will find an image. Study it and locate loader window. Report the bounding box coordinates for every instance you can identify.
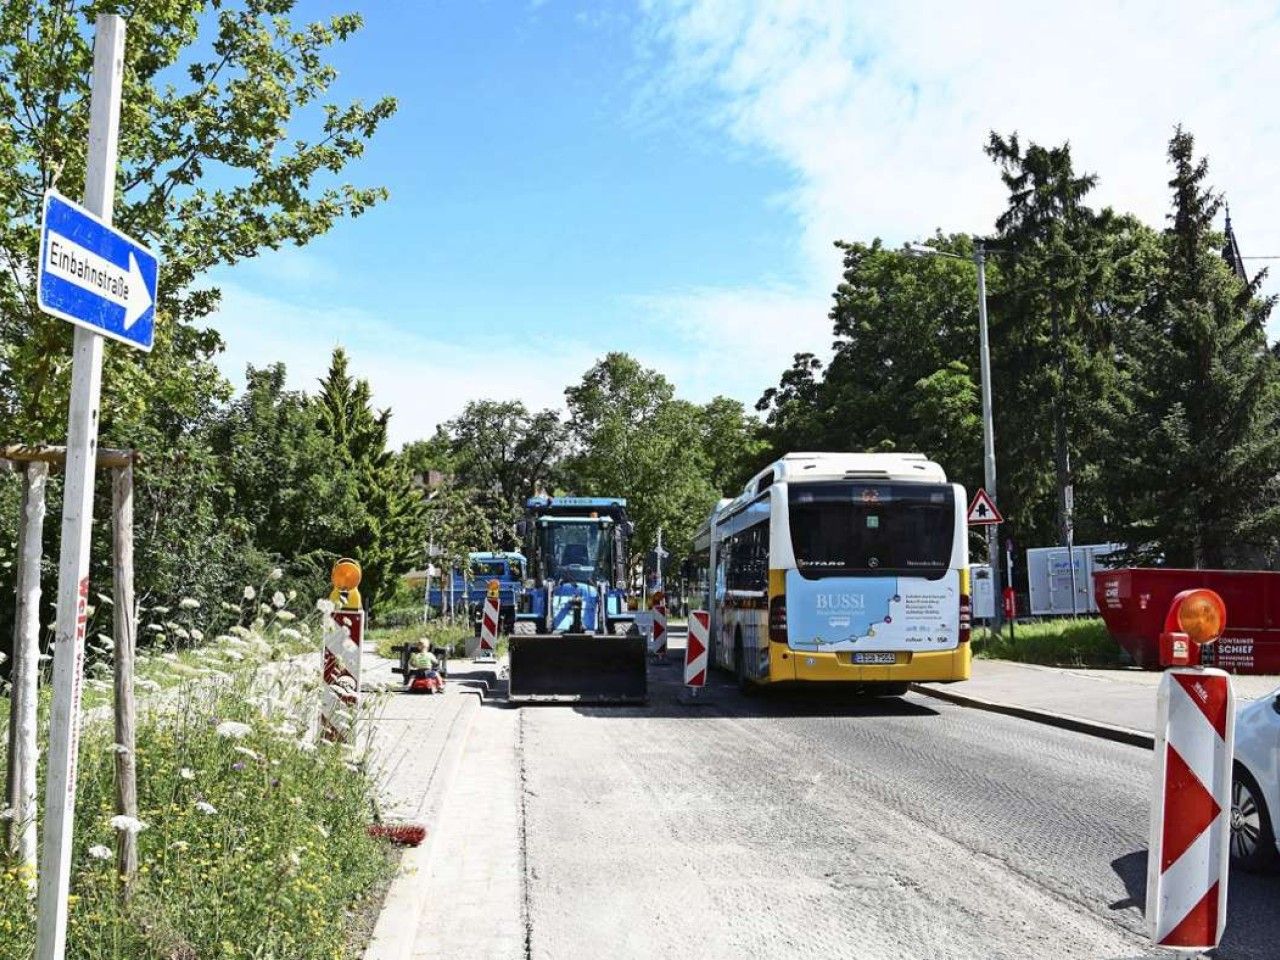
[539,521,612,584]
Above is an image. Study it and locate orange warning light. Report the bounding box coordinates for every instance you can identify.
[486,578,501,599]
[1159,588,1226,667]
[331,558,362,591]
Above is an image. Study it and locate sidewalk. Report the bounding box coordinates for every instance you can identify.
[360,652,522,960]
[915,658,1280,742]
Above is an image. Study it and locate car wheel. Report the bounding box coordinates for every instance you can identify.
[1231,766,1279,873]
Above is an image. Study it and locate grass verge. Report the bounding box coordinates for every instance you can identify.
[0,600,395,959]
[971,617,1125,668]
[370,620,474,661]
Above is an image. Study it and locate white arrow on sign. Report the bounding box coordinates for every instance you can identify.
[44,233,153,329]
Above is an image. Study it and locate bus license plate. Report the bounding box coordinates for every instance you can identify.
[853,652,897,665]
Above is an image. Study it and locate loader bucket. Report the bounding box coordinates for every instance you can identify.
[508,634,648,704]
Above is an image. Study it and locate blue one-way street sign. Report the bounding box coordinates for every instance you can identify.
[37,190,159,351]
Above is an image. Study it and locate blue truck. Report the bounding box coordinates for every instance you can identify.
[426,551,527,632]
[509,496,646,703]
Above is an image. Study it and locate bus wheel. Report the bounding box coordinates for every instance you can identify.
[734,636,756,696]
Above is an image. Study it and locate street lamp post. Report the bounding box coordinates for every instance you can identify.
[906,241,1003,629]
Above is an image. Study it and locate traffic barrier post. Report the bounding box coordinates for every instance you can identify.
[685,610,709,690]
[1147,588,1234,952]
[477,579,499,663]
[322,559,364,743]
[649,591,667,661]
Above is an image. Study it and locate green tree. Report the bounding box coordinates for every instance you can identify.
[757,236,985,494]
[698,396,766,496]
[564,353,718,565]
[0,0,395,443]
[315,349,427,613]
[442,400,564,546]
[1107,129,1280,566]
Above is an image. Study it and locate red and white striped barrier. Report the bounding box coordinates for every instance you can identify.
[685,610,709,687]
[650,599,667,659]
[1147,667,1235,951]
[322,609,364,743]
[476,593,499,663]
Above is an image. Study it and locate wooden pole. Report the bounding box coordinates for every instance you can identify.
[5,461,47,881]
[111,463,138,892]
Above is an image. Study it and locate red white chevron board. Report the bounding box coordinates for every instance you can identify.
[649,596,668,658]
[1147,667,1235,950]
[321,609,364,743]
[685,610,709,687]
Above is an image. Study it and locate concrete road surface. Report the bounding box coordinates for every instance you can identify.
[505,630,1280,960]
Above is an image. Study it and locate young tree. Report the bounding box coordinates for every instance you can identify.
[315,349,427,613]
[0,1,395,442]
[1109,129,1280,566]
[699,396,767,496]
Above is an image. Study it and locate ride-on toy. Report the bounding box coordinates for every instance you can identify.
[390,642,449,694]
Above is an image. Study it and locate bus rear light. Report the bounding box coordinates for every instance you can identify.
[769,595,788,643]
[959,593,972,643]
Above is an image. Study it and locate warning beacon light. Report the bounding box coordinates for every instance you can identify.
[329,558,363,611]
[1158,588,1226,667]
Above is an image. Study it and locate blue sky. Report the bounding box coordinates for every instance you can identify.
[210,1,1280,446]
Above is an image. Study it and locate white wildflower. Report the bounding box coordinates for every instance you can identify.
[163,621,180,632]
[276,610,296,622]
[220,601,239,613]
[95,633,114,650]
[194,801,217,816]
[233,745,260,761]
[272,591,286,609]
[161,652,179,662]
[221,649,245,662]
[173,627,190,640]
[95,592,114,606]
[151,606,170,615]
[243,586,256,601]
[279,627,301,640]
[289,796,303,807]
[179,767,195,781]
[269,567,283,581]
[145,623,165,633]
[135,678,161,693]
[87,844,112,861]
[228,625,251,638]
[109,815,147,835]
[190,628,204,642]
[179,597,200,610]
[215,720,252,740]
[297,739,316,754]
[288,848,303,868]
[287,589,297,601]
[315,823,330,839]
[316,599,335,615]
[259,604,273,616]
[170,840,189,852]
[0,651,7,667]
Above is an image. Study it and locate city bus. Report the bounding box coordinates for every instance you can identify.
[689,452,971,693]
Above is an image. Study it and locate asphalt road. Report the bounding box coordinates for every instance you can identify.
[513,631,1280,960]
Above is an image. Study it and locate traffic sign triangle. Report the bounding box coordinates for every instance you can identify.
[966,489,1004,525]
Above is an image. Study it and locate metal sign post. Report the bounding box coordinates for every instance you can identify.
[35,16,126,960]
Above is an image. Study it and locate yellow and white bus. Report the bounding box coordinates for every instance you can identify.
[688,452,971,694]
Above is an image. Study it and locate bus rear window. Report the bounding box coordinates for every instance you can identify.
[788,482,955,579]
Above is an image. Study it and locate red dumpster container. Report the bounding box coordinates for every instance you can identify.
[1094,567,1280,673]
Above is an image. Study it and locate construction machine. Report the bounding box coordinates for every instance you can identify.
[508,496,647,703]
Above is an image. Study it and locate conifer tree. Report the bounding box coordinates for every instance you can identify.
[315,349,427,612]
[1111,128,1280,566]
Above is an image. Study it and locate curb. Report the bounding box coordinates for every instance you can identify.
[909,682,1155,750]
[362,689,482,960]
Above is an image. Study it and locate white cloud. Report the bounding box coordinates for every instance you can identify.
[638,0,1280,354]
[210,282,600,448]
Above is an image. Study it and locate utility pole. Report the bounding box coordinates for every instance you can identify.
[975,243,1004,629]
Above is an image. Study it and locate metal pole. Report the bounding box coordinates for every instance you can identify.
[36,15,124,960]
[112,463,139,894]
[975,242,1003,629]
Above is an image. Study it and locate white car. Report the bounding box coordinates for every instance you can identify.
[1232,687,1280,871]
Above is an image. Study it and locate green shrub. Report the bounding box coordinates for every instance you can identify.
[972,617,1124,667]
